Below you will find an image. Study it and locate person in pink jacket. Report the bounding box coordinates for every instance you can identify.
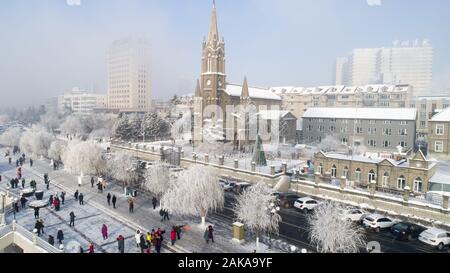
[101,224,108,240]
[170,226,177,246]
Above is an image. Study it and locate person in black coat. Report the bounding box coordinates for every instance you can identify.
[69,211,76,227]
[34,207,39,219]
[112,195,117,209]
[74,190,79,200]
[91,177,95,188]
[107,193,111,206]
[30,158,33,167]
[152,197,158,210]
[79,193,84,205]
[139,234,146,253]
[61,192,65,204]
[48,235,55,246]
[57,229,64,244]
[21,178,25,188]
[20,196,27,208]
[35,220,43,236]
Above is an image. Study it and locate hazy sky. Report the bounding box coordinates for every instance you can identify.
[1,0,450,108]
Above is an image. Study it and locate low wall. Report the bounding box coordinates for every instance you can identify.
[290,180,450,225]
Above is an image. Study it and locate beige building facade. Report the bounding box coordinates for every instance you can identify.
[428,108,450,157]
[58,88,107,115]
[314,150,437,194]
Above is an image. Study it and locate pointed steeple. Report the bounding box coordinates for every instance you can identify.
[195,79,201,97]
[207,1,219,44]
[241,76,250,100]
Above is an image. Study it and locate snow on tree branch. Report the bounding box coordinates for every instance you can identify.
[106,151,138,186]
[161,164,224,226]
[19,125,54,157]
[0,127,22,147]
[142,161,172,198]
[234,183,281,247]
[62,140,106,176]
[48,140,67,162]
[308,201,366,253]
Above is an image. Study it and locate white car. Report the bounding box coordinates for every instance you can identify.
[418,228,450,251]
[340,208,367,222]
[293,197,320,212]
[218,180,234,191]
[362,214,395,232]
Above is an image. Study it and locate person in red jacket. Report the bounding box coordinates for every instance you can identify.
[170,226,177,246]
[89,242,94,253]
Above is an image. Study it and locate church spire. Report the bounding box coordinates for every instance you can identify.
[207,0,219,43]
[195,79,201,97]
[241,76,250,100]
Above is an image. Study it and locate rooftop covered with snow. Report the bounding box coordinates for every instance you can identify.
[303,107,417,121]
[430,108,450,122]
[226,84,281,101]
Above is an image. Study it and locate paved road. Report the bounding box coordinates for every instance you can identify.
[215,192,445,253]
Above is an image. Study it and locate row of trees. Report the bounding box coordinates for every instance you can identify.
[115,112,171,141]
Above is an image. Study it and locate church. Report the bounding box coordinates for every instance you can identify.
[193,2,284,148]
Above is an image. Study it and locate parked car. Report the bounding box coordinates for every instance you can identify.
[362,214,395,232]
[390,222,426,241]
[218,179,235,191]
[293,197,320,212]
[418,228,450,251]
[274,192,302,208]
[340,207,367,223]
[233,182,253,194]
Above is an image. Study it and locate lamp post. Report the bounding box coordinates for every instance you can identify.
[0,191,6,226]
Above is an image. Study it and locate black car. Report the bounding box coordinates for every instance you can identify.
[390,222,426,241]
[274,193,302,208]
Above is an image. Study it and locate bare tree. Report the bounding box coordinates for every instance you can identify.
[234,183,281,250]
[308,201,366,253]
[161,165,224,227]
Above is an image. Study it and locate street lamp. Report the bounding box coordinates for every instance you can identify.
[0,191,6,226]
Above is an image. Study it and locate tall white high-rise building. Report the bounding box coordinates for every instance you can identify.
[107,37,151,111]
[336,41,433,97]
[334,57,350,86]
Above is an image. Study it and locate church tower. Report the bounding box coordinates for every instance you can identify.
[200,1,226,110]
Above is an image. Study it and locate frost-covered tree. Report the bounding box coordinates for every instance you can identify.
[234,183,281,250]
[48,140,67,162]
[62,140,106,176]
[39,109,62,133]
[106,151,138,188]
[161,165,224,227]
[318,135,346,153]
[0,127,22,147]
[0,115,9,125]
[308,201,366,253]
[142,161,172,198]
[19,125,54,157]
[60,115,88,137]
[252,135,267,166]
[115,112,171,141]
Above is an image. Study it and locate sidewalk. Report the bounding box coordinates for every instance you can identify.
[0,152,284,253]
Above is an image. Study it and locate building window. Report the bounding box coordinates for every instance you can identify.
[369,120,376,124]
[368,170,376,183]
[368,139,376,147]
[330,126,336,132]
[397,176,406,190]
[399,128,408,136]
[382,140,390,148]
[355,127,363,134]
[368,128,376,135]
[414,178,423,193]
[400,121,408,125]
[436,124,445,135]
[318,164,323,175]
[342,167,349,179]
[384,120,392,124]
[331,165,337,178]
[383,128,392,135]
[355,169,361,182]
[382,172,389,188]
[341,138,348,145]
[399,141,407,148]
[435,141,444,153]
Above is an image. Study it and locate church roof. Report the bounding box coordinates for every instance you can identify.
[225,84,282,101]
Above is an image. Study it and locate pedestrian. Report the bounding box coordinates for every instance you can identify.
[39,219,45,235]
[97,182,103,193]
[152,197,158,210]
[170,227,177,246]
[116,235,125,253]
[49,195,54,208]
[79,246,84,253]
[16,159,19,167]
[30,158,33,167]
[101,224,108,240]
[61,192,65,205]
[89,242,94,253]
[159,209,165,221]
[135,230,141,248]
[155,233,162,254]
[112,195,117,209]
[21,178,25,188]
[79,193,84,205]
[48,235,55,246]
[69,211,76,227]
[20,196,27,209]
[91,177,94,188]
[57,229,64,244]
[14,201,19,213]
[74,190,79,200]
[107,193,111,206]
[128,199,134,213]
[208,225,214,243]
[164,210,170,221]
[204,227,209,243]
[53,197,60,211]
[139,233,146,253]
[175,225,182,240]
[146,232,152,251]
[34,207,39,219]
[35,220,43,236]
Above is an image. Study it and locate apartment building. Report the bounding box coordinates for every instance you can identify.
[58,88,107,115]
[428,108,450,157]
